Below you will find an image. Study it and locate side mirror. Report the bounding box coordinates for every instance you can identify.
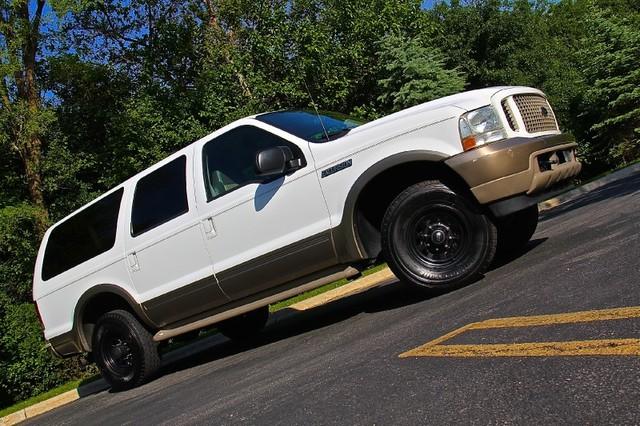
[255,146,301,177]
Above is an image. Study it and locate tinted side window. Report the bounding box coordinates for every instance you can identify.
[131,155,189,237]
[202,126,306,201]
[42,188,124,281]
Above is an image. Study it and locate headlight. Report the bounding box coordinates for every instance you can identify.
[458,105,507,151]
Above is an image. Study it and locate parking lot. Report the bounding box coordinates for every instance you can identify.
[27,172,640,425]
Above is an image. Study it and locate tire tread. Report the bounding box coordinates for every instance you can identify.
[93,309,160,390]
[381,180,497,290]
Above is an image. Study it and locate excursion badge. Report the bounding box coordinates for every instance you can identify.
[321,159,352,178]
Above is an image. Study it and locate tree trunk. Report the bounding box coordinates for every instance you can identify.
[23,135,49,237]
[202,0,253,99]
[17,0,50,237]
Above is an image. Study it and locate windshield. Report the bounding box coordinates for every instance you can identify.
[256,110,364,143]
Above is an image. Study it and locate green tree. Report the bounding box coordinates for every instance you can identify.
[377,35,466,112]
[0,0,61,236]
[578,5,640,165]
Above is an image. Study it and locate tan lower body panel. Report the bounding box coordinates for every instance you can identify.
[471,142,582,204]
[153,266,360,342]
[446,134,582,205]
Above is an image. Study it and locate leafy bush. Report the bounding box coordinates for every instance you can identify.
[0,298,70,404]
[0,204,41,304]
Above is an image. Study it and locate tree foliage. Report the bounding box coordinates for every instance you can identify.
[579,6,640,164]
[377,34,465,112]
[0,0,637,407]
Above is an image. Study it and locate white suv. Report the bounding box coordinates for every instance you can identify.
[33,86,581,389]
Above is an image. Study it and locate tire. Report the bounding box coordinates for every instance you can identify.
[496,205,539,256]
[92,309,160,391]
[381,180,497,290]
[218,306,269,341]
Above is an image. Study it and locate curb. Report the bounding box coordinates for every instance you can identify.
[288,267,396,311]
[1,390,79,426]
[2,162,638,425]
[538,162,640,211]
[0,378,110,426]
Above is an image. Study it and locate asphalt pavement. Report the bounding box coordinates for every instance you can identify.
[27,172,640,425]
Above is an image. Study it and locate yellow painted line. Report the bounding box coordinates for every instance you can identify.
[400,339,640,358]
[289,267,396,311]
[470,306,640,330]
[400,306,640,359]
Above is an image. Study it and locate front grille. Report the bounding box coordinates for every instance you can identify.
[512,94,558,133]
[501,99,518,131]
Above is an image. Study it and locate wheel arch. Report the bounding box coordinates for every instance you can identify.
[73,285,156,352]
[333,150,473,262]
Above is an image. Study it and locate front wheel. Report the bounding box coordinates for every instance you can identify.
[92,309,161,391]
[381,180,497,290]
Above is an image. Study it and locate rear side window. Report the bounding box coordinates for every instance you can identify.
[42,188,124,281]
[131,155,189,237]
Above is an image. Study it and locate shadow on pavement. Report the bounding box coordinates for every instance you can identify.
[155,235,547,382]
[77,377,109,398]
[156,281,426,380]
[490,237,547,270]
[541,172,640,221]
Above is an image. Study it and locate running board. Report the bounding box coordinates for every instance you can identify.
[153,266,360,342]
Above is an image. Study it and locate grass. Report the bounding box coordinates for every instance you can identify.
[269,262,388,312]
[2,263,389,418]
[0,375,101,418]
[1,380,78,418]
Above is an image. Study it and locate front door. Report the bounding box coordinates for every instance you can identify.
[193,122,336,301]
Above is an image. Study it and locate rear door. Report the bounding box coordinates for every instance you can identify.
[124,152,228,327]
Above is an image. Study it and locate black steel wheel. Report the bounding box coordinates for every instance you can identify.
[381,180,497,290]
[218,306,269,341]
[496,205,539,257]
[92,309,160,391]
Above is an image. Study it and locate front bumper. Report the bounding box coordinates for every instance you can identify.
[445,134,581,212]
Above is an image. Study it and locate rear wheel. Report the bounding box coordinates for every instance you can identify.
[92,309,160,391]
[496,205,539,256]
[381,180,497,290]
[218,306,269,341]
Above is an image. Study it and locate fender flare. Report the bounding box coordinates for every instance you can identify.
[72,284,155,351]
[332,150,450,262]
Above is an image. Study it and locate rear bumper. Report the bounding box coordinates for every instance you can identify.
[48,331,83,358]
[445,134,581,210]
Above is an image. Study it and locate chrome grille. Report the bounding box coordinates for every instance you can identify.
[512,94,558,133]
[501,99,518,131]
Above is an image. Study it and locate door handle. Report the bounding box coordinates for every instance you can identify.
[202,217,217,239]
[127,252,140,272]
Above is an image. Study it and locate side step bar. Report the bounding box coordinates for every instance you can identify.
[153,266,360,342]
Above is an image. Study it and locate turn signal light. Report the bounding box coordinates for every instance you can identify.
[462,136,477,151]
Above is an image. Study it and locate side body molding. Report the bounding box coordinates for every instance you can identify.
[332,150,450,263]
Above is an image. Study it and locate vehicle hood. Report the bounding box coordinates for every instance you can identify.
[349,86,515,136]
